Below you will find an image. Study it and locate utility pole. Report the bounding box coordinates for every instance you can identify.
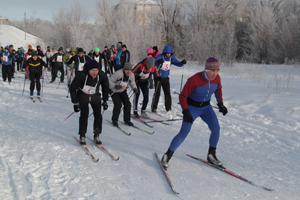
[24,12,26,40]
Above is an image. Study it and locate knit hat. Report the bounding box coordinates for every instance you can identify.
[111,45,115,48]
[5,46,9,50]
[70,47,77,52]
[205,57,219,70]
[153,46,158,51]
[58,47,63,52]
[116,42,122,49]
[66,48,70,52]
[94,47,100,52]
[32,51,38,57]
[85,60,100,71]
[78,48,84,53]
[146,57,155,68]
[104,46,108,48]
[123,62,133,70]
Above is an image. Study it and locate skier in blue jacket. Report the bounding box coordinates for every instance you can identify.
[151,45,186,113]
[0,46,15,83]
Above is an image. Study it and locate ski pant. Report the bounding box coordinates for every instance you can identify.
[169,105,220,152]
[110,61,116,74]
[29,71,41,92]
[67,67,75,87]
[111,90,131,122]
[133,81,149,111]
[17,60,22,71]
[151,77,172,112]
[2,64,12,82]
[78,92,102,136]
[51,65,64,82]
[11,61,15,77]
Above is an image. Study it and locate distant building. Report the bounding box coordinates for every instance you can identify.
[116,0,160,26]
[0,17,9,25]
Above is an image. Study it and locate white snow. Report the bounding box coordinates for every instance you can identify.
[0,62,299,199]
[0,24,46,50]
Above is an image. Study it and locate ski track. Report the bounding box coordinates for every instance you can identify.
[1,66,300,199]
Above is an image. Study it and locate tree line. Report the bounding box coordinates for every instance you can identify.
[10,0,300,65]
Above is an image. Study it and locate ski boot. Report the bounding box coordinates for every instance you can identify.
[79,135,86,145]
[37,91,41,97]
[125,121,134,126]
[30,91,33,97]
[93,129,102,145]
[161,149,174,170]
[112,121,119,127]
[133,110,139,118]
[141,110,148,118]
[207,146,223,167]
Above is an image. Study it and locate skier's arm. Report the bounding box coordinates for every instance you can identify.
[100,72,109,102]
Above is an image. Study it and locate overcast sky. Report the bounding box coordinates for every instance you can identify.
[0,0,119,22]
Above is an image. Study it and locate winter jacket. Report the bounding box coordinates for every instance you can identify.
[1,51,15,65]
[155,46,183,78]
[23,57,47,74]
[63,53,76,68]
[47,50,57,60]
[153,50,161,58]
[114,49,123,65]
[132,58,159,82]
[120,50,130,68]
[109,69,137,93]
[179,71,223,110]
[70,65,109,104]
[66,55,92,71]
[91,52,104,68]
[37,49,45,57]
[102,50,110,62]
[49,53,64,67]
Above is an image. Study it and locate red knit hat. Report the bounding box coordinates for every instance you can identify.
[205,57,219,70]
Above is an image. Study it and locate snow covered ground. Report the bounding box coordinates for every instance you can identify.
[0,62,300,200]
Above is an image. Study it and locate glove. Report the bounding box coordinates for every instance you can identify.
[73,104,81,112]
[157,76,162,81]
[217,102,228,116]
[133,88,138,93]
[102,101,108,110]
[182,109,194,123]
[157,59,164,64]
[136,76,141,81]
[181,59,187,65]
[115,85,122,90]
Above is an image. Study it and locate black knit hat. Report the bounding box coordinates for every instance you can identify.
[85,60,100,71]
[58,47,63,51]
[32,51,38,57]
[78,48,84,53]
[153,46,158,51]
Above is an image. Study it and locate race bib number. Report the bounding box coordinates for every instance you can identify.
[161,61,171,71]
[95,57,99,63]
[78,63,84,71]
[57,55,62,62]
[120,81,128,89]
[3,56,8,62]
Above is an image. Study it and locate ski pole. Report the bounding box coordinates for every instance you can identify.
[64,111,75,121]
[57,81,60,89]
[22,77,26,96]
[146,118,182,123]
[179,64,185,93]
[41,68,45,97]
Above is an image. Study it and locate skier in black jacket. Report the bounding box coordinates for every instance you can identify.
[23,51,47,97]
[49,47,65,83]
[70,60,109,145]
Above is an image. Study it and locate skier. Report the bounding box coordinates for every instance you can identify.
[132,57,159,118]
[152,46,161,58]
[109,62,138,127]
[66,48,91,75]
[63,47,77,87]
[151,45,187,113]
[120,44,130,69]
[160,57,228,169]
[36,45,45,58]
[70,60,109,145]
[114,42,123,71]
[90,47,104,71]
[102,46,111,75]
[109,45,117,73]
[23,51,48,97]
[0,46,15,84]
[49,47,65,83]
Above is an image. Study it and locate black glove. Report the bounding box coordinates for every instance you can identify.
[181,59,187,65]
[157,76,162,81]
[73,104,81,112]
[115,85,122,90]
[157,59,164,64]
[102,101,108,110]
[182,109,193,123]
[217,102,228,116]
[136,76,141,81]
[133,88,138,93]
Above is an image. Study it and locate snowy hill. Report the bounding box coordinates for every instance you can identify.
[0,24,46,50]
[0,63,300,199]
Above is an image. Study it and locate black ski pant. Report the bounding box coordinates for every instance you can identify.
[17,60,22,71]
[111,90,131,122]
[133,81,149,111]
[29,71,41,92]
[51,65,64,82]
[2,64,12,82]
[151,77,172,112]
[78,92,102,136]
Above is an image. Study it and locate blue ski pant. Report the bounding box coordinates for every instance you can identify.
[133,81,149,111]
[169,105,220,152]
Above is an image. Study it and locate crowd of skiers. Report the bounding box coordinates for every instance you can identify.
[1,42,228,169]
